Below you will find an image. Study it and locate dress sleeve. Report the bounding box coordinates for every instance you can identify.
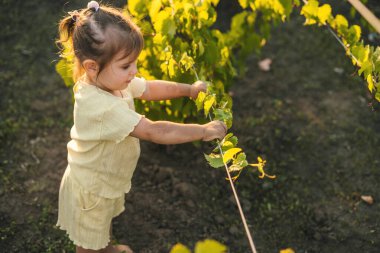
[127,77,147,98]
[100,100,142,143]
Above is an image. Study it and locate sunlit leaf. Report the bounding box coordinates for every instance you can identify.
[204,153,225,168]
[153,8,177,39]
[348,25,361,43]
[127,0,148,18]
[204,94,216,116]
[223,148,242,163]
[170,243,192,253]
[195,91,206,111]
[149,0,162,20]
[367,74,374,92]
[55,58,73,87]
[179,52,195,71]
[238,0,249,9]
[280,248,295,253]
[300,0,318,25]
[317,4,331,25]
[221,141,234,151]
[194,239,227,253]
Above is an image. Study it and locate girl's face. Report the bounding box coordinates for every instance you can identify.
[96,51,138,92]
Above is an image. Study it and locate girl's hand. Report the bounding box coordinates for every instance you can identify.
[190,80,207,99]
[202,120,227,141]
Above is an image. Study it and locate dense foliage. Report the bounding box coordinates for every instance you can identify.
[300,0,380,102]
[56,0,380,187]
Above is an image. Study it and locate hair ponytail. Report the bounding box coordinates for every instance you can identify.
[57,2,144,83]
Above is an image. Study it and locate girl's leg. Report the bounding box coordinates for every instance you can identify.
[106,222,134,253]
[76,222,133,253]
[76,245,133,253]
[76,246,101,253]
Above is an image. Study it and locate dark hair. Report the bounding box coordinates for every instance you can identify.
[57,4,144,81]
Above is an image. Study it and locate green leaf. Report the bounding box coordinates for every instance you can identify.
[348,25,361,43]
[194,239,227,253]
[149,0,162,20]
[204,95,216,116]
[333,14,349,34]
[213,108,233,129]
[168,58,177,78]
[228,164,243,172]
[195,91,206,111]
[223,133,238,146]
[352,44,370,66]
[223,148,242,163]
[55,58,74,87]
[127,0,148,18]
[375,90,380,102]
[179,52,195,71]
[153,8,177,39]
[367,74,375,92]
[204,153,225,168]
[170,243,192,253]
[235,152,247,165]
[359,59,372,76]
[195,91,207,111]
[221,140,235,152]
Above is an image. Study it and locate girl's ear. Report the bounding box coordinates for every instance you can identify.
[82,59,99,79]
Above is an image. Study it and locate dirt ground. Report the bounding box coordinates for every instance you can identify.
[1,0,380,253]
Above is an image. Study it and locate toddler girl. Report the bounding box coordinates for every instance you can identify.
[56,1,227,253]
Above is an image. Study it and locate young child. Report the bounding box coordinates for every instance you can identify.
[56,1,227,253]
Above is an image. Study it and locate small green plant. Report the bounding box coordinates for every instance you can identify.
[195,81,275,181]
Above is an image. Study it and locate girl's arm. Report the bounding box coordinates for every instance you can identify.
[130,117,226,144]
[138,80,206,101]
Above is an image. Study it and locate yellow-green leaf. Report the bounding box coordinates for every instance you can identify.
[280,248,295,253]
[223,148,242,163]
[204,95,216,116]
[195,91,206,111]
[367,74,374,92]
[168,58,177,78]
[149,0,162,20]
[333,14,349,34]
[179,52,195,71]
[55,58,74,87]
[348,25,361,43]
[153,9,177,39]
[170,243,192,253]
[204,153,225,168]
[238,0,249,9]
[221,141,234,152]
[127,0,148,18]
[317,4,331,25]
[194,239,227,253]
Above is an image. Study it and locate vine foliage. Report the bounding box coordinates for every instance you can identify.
[300,0,380,102]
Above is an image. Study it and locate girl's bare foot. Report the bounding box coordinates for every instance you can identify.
[108,244,133,253]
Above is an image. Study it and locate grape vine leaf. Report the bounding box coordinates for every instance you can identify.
[204,153,224,168]
[194,239,227,253]
[170,243,191,253]
[223,148,242,163]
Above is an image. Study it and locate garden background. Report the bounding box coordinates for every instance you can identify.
[1,0,379,252]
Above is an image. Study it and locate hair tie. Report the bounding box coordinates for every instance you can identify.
[87,1,100,12]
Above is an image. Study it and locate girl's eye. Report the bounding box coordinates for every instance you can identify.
[122,65,130,70]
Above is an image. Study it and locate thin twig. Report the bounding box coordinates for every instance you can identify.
[192,67,257,253]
